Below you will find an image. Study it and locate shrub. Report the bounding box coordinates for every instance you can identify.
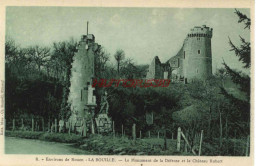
[5,130,43,139]
[39,133,83,143]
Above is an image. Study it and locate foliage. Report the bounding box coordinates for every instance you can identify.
[235,9,251,29]
[105,85,180,134]
[5,38,77,121]
[40,132,83,143]
[51,39,77,119]
[5,131,43,139]
[80,134,186,155]
[95,46,110,79]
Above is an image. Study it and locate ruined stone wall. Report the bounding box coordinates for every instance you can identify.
[146,56,165,79]
[167,45,184,78]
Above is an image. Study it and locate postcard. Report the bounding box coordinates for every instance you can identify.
[0,0,254,165]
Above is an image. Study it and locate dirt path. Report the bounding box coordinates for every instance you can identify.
[5,137,90,155]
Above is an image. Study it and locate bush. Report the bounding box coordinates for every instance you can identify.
[39,133,83,143]
[79,134,188,155]
[201,138,248,156]
[5,130,43,139]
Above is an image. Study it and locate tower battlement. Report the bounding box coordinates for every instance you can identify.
[187,25,213,38]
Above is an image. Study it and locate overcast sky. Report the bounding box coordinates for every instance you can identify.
[6,7,250,73]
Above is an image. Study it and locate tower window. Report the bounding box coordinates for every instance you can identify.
[196,69,198,73]
[183,51,185,59]
[198,50,201,54]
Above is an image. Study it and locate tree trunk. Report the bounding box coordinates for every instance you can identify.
[225,116,228,138]
[117,61,120,75]
[208,106,212,138]
[218,104,223,149]
[36,121,38,131]
[132,124,136,140]
[177,127,181,151]
[32,118,34,132]
[121,124,123,137]
[38,64,41,72]
[21,118,24,130]
[48,117,50,132]
[42,118,45,132]
[219,112,223,145]
[164,129,167,150]
[113,121,115,137]
[12,119,15,131]
[55,119,57,133]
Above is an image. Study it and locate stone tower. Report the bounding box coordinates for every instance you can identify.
[146,25,213,83]
[182,25,213,82]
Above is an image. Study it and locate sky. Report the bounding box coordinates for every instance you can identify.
[6,7,250,73]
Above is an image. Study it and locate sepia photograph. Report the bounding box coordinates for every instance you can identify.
[0,2,254,165]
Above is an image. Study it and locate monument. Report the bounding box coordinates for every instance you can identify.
[67,22,100,134]
[95,91,112,133]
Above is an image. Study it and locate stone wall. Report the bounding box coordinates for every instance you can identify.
[146,56,163,79]
[167,45,184,79]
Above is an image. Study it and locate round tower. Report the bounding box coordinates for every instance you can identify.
[182,25,213,82]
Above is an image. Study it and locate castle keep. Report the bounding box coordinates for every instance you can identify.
[146,25,213,83]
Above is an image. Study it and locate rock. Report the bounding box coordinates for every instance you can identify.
[136,152,145,155]
[113,147,124,153]
[118,151,126,155]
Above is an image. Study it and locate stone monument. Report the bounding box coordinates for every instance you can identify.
[67,22,100,133]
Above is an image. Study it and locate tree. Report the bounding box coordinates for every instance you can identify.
[95,46,110,79]
[215,68,228,88]
[26,45,51,72]
[51,39,77,119]
[114,49,125,75]
[221,9,251,136]
[5,38,18,64]
[120,58,137,79]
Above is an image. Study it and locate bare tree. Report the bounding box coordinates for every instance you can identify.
[26,45,51,72]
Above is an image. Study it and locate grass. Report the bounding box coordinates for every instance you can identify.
[5,130,247,156]
[5,130,188,155]
[5,130,83,143]
[5,130,43,139]
[78,134,189,155]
